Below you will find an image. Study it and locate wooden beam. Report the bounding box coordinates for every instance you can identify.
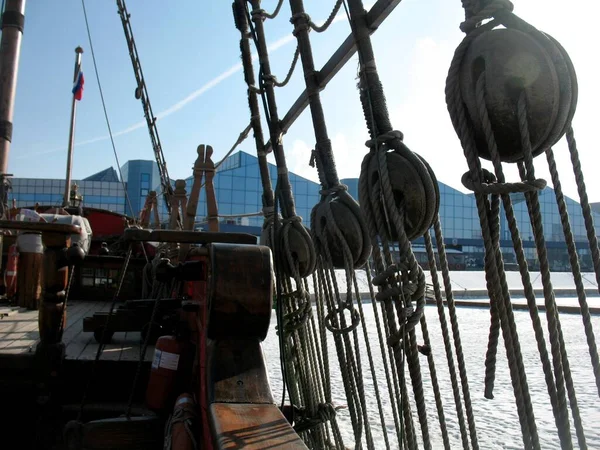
[264,0,402,153]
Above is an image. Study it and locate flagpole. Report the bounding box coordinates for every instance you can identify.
[62,46,84,208]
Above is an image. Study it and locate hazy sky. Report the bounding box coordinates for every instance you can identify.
[7,0,600,202]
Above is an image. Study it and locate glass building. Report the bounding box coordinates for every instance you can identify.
[9,150,600,271]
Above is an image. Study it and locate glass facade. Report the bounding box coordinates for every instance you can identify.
[10,177,127,214]
[9,150,600,271]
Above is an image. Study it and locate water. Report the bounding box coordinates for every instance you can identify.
[262,301,600,449]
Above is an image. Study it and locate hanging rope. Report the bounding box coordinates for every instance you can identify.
[472,72,573,447]
[546,146,600,397]
[445,0,599,448]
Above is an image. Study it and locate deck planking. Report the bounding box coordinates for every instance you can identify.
[0,300,153,362]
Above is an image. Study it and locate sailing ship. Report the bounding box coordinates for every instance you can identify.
[0,0,599,449]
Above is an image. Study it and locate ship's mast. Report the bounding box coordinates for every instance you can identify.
[0,0,26,219]
[115,0,176,225]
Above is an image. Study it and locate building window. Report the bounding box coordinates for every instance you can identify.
[140,173,151,190]
[141,188,149,196]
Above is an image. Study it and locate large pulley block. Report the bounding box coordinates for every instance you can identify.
[363,142,439,241]
[459,27,577,162]
[311,189,372,269]
[207,243,273,341]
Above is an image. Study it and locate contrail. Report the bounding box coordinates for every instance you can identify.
[18,34,296,159]
[21,13,347,160]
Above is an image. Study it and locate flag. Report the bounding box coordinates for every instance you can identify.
[72,70,84,100]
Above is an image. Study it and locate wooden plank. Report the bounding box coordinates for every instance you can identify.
[71,302,112,361]
[264,0,402,153]
[101,332,127,361]
[0,308,39,352]
[119,331,153,363]
[210,403,308,450]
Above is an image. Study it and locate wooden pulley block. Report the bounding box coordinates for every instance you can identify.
[542,31,578,140]
[459,28,574,162]
[276,220,316,278]
[365,143,439,241]
[311,189,371,269]
[207,243,273,341]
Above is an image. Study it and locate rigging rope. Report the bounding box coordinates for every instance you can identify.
[80,0,136,224]
[446,0,600,448]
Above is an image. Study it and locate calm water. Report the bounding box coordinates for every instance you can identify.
[263,302,600,449]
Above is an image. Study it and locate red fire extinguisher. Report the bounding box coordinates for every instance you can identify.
[146,335,186,411]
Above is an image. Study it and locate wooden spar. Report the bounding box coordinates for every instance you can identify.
[263,0,401,153]
[62,46,84,207]
[0,0,26,218]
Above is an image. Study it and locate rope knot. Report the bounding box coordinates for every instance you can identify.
[324,304,360,335]
[262,206,276,218]
[261,74,276,85]
[282,215,302,225]
[282,287,312,333]
[460,0,514,33]
[365,130,404,149]
[319,184,348,197]
[318,402,337,422]
[461,170,547,194]
[290,12,311,35]
[250,8,266,22]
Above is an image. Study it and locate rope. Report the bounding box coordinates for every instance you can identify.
[266,45,300,88]
[471,72,576,448]
[567,127,600,298]
[419,309,451,450]
[77,245,133,421]
[425,230,471,450]
[290,0,343,33]
[57,265,76,338]
[446,22,539,450]
[81,0,136,223]
[546,146,600,397]
[262,0,284,19]
[516,95,583,448]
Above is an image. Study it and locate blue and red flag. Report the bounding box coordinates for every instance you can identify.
[72,70,84,101]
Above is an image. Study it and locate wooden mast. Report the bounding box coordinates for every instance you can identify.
[0,0,26,219]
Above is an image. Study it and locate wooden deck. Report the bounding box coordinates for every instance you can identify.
[0,300,153,361]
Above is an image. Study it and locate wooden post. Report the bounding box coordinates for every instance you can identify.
[169,179,187,230]
[16,232,44,309]
[184,144,218,232]
[204,147,218,233]
[184,146,206,232]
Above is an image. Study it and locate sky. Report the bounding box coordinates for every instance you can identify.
[6,0,600,202]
